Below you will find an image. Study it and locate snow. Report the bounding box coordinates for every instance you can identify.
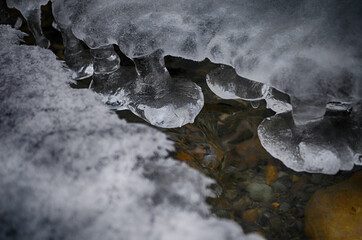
[0,25,262,240]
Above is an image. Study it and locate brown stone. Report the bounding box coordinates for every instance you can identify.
[266,163,278,185]
[242,208,262,224]
[216,197,232,210]
[305,171,362,240]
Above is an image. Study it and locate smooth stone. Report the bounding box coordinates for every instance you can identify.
[305,171,362,240]
[242,208,262,224]
[270,216,282,230]
[280,202,291,212]
[246,183,275,203]
[310,174,324,184]
[233,196,251,212]
[271,180,288,193]
[224,189,238,200]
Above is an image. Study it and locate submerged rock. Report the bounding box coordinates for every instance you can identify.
[305,171,362,240]
[246,183,275,203]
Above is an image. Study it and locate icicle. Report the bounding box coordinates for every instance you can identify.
[60,27,93,80]
[123,49,204,128]
[291,96,327,126]
[23,8,50,48]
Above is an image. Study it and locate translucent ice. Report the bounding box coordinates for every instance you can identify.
[257,106,362,174]
[264,88,292,114]
[92,48,204,128]
[52,1,94,80]
[59,26,94,80]
[0,25,263,240]
[6,0,94,79]
[6,0,50,48]
[206,65,268,101]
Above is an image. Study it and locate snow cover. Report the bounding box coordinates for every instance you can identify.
[0,25,263,240]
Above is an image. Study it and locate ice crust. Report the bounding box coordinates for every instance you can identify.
[0,25,264,240]
[58,0,361,123]
[7,0,362,124]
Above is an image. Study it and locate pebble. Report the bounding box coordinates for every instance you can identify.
[280,202,290,212]
[224,189,238,200]
[233,195,251,211]
[246,183,275,203]
[271,180,288,193]
[305,171,362,240]
[310,174,323,184]
[270,216,282,230]
[242,208,262,224]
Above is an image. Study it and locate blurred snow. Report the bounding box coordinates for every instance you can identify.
[0,25,263,240]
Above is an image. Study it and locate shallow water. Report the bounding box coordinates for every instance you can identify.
[4,4,361,239]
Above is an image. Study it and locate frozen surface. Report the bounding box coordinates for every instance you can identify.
[5,1,362,173]
[53,0,362,124]
[7,0,362,125]
[0,25,264,240]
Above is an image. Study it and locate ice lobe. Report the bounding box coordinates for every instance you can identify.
[90,47,204,128]
[206,65,269,101]
[257,106,362,174]
[0,25,263,240]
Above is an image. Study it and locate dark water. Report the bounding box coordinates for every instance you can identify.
[5,4,361,239]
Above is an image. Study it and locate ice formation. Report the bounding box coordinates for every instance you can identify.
[6,0,50,48]
[0,25,266,240]
[258,107,362,174]
[7,0,361,126]
[206,65,269,101]
[57,0,361,124]
[4,0,361,172]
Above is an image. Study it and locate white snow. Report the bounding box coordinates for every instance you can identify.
[0,25,262,240]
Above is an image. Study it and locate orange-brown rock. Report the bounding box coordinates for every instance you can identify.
[175,151,194,161]
[305,171,362,240]
[265,164,278,185]
[242,208,262,224]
